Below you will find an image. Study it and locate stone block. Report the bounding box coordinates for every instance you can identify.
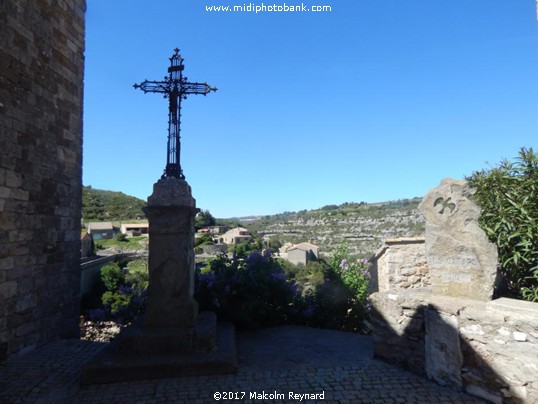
[424,307,463,389]
[81,322,237,385]
[6,170,22,187]
[146,177,196,208]
[194,311,217,352]
[0,186,10,198]
[16,322,35,337]
[486,297,538,316]
[0,281,17,299]
[0,256,14,270]
[116,322,195,356]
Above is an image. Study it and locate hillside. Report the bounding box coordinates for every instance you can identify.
[82,186,146,222]
[240,199,425,258]
[81,186,425,258]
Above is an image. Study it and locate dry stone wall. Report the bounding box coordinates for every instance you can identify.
[370,291,538,403]
[0,0,85,360]
[369,179,536,403]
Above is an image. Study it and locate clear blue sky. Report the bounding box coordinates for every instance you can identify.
[83,1,538,218]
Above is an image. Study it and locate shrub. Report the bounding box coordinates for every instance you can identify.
[102,285,146,324]
[467,147,538,301]
[115,232,127,242]
[87,260,147,325]
[330,244,371,305]
[325,244,371,332]
[195,251,299,329]
[125,259,149,290]
[100,262,125,291]
[195,247,371,333]
[279,259,328,294]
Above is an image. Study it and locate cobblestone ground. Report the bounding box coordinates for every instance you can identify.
[0,337,486,403]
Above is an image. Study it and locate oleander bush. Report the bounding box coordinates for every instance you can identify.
[467,147,538,301]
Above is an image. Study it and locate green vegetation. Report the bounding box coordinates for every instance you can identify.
[467,147,538,302]
[87,260,148,324]
[195,246,371,332]
[100,262,125,291]
[194,233,214,248]
[94,236,147,252]
[125,259,149,290]
[196,251,300,329]
[82,186,146,221]
[195,210,216,230]
[227,240,261,256]
[278,259,327,294]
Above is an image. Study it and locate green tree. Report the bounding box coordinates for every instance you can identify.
[195,233,214,247]
[467,147,538,301]
[100,262,125,291]
[195,210,216,230]
[267,236,283,252]
[228,240,254,258]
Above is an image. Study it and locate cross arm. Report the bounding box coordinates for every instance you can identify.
[133,80,171,94]
[182,81,217,95]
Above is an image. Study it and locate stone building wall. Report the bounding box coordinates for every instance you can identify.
[0,0,86,360]
[370,238,429,293]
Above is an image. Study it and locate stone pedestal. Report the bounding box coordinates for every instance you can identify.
[143,178,199,329]
[82,178,237,384]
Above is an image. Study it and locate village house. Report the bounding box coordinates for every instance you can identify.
[207,225,229,235]
[287,242,319,265]
[217,227,252,245]
[120,222,149,237]
[80,231,93,258]
[285,242,319,266]
[86,222,115,240]
[196,225,229,237]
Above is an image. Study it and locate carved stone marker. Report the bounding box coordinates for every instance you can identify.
[418,178,498,301]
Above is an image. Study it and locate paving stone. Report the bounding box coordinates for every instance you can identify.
[0,326,487,403]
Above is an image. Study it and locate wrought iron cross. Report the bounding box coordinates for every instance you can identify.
[134,48,217,179]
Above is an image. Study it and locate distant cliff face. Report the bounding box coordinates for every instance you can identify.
[243,199,426,258]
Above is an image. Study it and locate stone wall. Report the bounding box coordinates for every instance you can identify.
[370,237,429,293]
[370,290,538,403]
[0,0,86,360]
[368,179,537,402]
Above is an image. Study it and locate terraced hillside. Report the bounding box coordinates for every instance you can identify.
[240,199,425,259]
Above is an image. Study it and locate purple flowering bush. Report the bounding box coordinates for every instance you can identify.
[195,251,304,329]
[195,246,371,333]
[101,286,147,324]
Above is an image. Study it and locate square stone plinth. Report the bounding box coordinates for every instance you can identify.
[81,313,236,385]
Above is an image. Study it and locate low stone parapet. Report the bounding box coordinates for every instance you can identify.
[370,290,538,403]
